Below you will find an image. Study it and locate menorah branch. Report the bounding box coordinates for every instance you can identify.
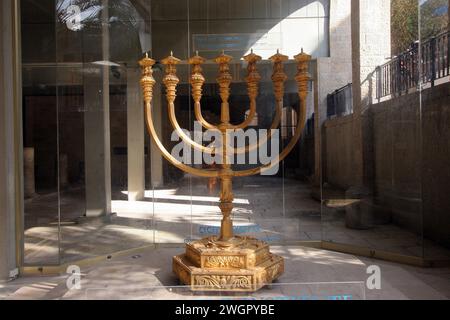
[167,101,215,154]
[233,50,311,177]
[194,102,219,131]
[231,50,287,154]
[144,101,218,178]
[161,53,216,155]
[139,54,218,179]
[233,95,308,177]
[189,54,220,131]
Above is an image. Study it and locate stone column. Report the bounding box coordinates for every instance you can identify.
[345,0,391,229]
[349,0,390,194]
[83,0,112,217]
[0,0,21,281]
[83,73,112,217]
[150,80,164,188]
[127,67,145,200]
[314,0,353,190]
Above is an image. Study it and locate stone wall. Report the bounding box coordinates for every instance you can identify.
[323,114,353,189]
[371,91,422,232]
[422,84,450,248]
[323,84,450,247]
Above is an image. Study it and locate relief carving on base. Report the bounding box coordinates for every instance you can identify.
[194,275,253,290]
[204,255,244,268]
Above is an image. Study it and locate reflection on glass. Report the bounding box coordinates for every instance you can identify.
[321,0,450,262]
[419,0,450,261]
[22,0,60,265]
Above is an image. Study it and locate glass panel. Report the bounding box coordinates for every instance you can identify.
[321,0,425,258]
[19,0,450,296]
[55,0,156,263]
[22,0,60,265]
[21,0,325,267]
[419,0,450,261]
[150,0,193,244]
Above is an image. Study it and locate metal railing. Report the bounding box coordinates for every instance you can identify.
[327,83,353,119]
[377,30,450,99]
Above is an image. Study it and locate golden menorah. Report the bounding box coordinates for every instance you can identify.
[139,49,311,292]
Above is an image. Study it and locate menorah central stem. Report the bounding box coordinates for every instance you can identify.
[218,173,234,242]
[214,52,236,243]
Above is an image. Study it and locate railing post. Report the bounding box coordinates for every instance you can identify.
[348,84,353,114]
[376,66,381,101]
[430,36,436,87]
[412,41,419,88]
[397,56,402,96]
[445,31,450,76]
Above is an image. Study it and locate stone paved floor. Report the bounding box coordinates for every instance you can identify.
[24,177,321,264]
[23,177,450,265]
[2,246,450,300]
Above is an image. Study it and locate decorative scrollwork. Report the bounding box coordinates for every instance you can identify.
[204,256,244,268]
[195,275,252,290]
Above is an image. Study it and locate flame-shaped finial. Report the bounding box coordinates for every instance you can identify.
[139,52,156,68]
[243,49,262,63]
[294,49,311,63]
[188,52,206,65]
[161,52,181,66]
[269,49,288,63]
[214,51,233,64]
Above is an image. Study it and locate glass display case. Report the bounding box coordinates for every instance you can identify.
[19,0,450,297]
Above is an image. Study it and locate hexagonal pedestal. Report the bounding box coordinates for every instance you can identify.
[173,236,284,292]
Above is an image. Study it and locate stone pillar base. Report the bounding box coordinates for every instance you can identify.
[173,236,284,292]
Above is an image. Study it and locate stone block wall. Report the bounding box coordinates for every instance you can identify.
[422,84,450,247]
[371,91,422,232]
[323,114,354,189]
[323,83,450,247]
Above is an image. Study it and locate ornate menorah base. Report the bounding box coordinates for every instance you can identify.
[173,236,284,292]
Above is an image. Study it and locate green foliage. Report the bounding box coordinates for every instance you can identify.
[391,0,448,55]
[420,0,449,39]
